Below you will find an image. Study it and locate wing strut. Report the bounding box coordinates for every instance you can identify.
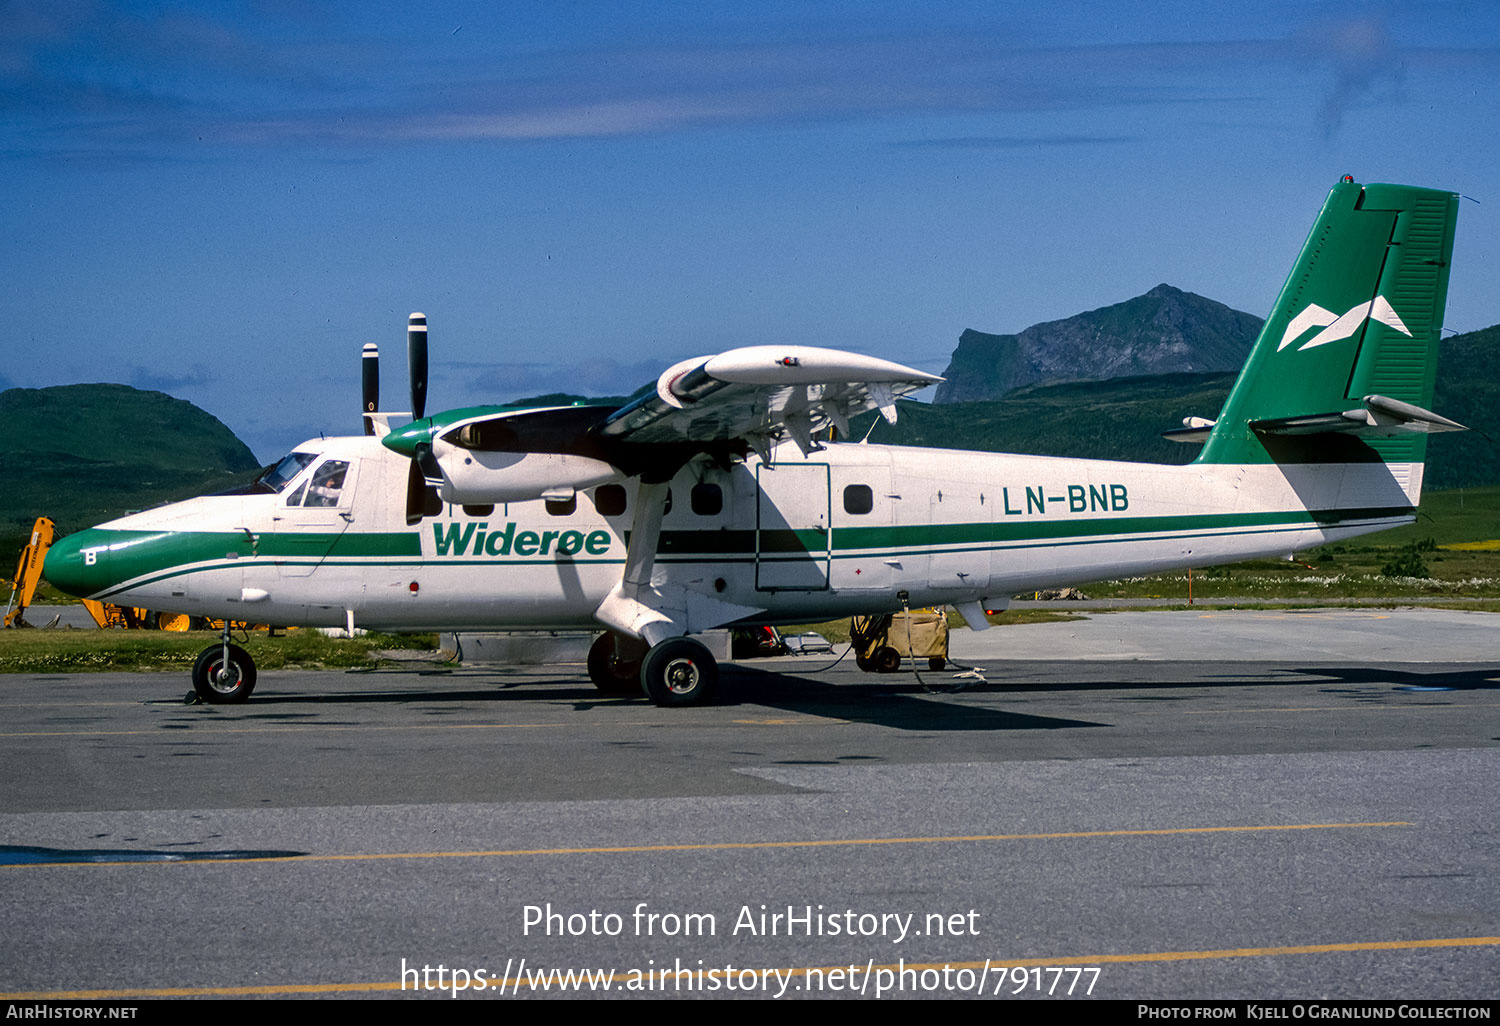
[593,479,764,646]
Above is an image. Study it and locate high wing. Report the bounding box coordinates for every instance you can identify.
[383,344,940,502]
[598,345,942,460]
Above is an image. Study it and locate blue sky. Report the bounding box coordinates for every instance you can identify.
[4,1,1498,461]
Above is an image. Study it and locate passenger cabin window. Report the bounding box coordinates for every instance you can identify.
[545,495,577,516]
[843,484,874,515]
[690,483,722,516]
[594,484,627,517]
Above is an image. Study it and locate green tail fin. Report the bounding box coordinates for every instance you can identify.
[1197,180,1459,466]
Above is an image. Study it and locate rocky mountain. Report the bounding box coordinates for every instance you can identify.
[934,284,1264,404]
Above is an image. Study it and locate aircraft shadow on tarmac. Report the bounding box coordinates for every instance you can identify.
[160,661,1500,731]
[884,662,1500,695]
[1295,665,1500,692]
[168,665,1103,732]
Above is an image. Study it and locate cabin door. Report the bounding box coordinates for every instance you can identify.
[755,462,830,591]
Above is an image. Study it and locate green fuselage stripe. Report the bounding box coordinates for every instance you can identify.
[69,504,1409,600]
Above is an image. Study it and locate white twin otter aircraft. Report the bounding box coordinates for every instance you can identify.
[44,179,1464,707]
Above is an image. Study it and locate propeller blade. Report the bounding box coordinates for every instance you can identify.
[361,343,379,436]
[413,441,444,487]
[408,312,428,421]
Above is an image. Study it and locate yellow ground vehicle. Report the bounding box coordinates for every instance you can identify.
[850,608,950,673]
[3,518,56,628]
[78,601,215,631]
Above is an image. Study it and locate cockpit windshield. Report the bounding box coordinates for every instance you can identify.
[255,452,318,493]
[211,451,320,497]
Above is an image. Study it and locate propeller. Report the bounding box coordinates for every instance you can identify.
[404,312,442,485]
[408,312,428,421]
[361,343,379,436]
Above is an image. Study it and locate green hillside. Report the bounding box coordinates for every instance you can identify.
[1427,324,1500,489]
[0,384,261,552]
[860,372,1234,466]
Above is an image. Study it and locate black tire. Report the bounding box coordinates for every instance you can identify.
[192,643,257,704]
[873,646,902,673]
[928,656,946,672]
[855,652,873,672]
[587,633,645,695]
[639,637,718,707]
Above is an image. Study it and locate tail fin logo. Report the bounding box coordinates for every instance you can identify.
[1277,296,1411,352]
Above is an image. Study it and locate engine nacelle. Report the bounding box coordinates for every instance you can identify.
[431,441,621,504]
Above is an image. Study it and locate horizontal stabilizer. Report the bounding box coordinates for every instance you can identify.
[1250,394,1466,439]
[1163,416,1217,444]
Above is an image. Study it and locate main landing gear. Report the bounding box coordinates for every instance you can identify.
[191,627,257,704]
[587,632,718,707]
[586,632,647,696]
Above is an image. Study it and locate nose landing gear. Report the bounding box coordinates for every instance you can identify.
[191,627,257,704]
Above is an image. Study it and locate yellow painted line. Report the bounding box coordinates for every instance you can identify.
[1183,703,1500,715]
[5,935,1495,999]
[1,821,1410,871]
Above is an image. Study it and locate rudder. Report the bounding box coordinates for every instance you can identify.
[1197,179,1459,468]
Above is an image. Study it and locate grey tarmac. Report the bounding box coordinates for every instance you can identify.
[1,608,1497,1001]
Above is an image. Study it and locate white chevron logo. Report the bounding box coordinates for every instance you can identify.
[1277,296,1411,352]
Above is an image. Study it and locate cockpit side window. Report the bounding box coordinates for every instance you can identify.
[301,460,350,507]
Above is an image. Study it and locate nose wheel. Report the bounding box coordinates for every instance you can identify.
[191,642,257,704]
[639,637,718,707]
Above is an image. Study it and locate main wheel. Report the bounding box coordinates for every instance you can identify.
[191,643,257,704]
[639,637,718,707]
[928,656,946,671]
[873,646,902,673]
[587,633,645,695]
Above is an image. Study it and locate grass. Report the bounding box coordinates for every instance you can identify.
[1089,545,1500,602]
[0,629,438,675]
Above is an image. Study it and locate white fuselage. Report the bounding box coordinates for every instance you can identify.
[78,434,1420,632]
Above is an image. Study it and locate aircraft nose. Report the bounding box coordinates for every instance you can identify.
[42,529,113,599]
